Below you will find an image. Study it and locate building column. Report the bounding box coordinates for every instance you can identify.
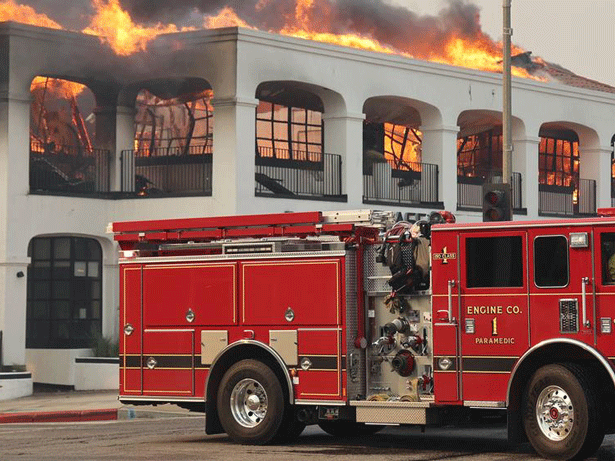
[0,91,32,366]
[580,146,612,210]
[93,105,117,192]
[115,106,137,192]
[322,112,365,208]
[513,136,540,218]
[212,96,259,215]
[420,125,459,212]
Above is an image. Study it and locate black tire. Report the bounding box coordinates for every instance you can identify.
[522,363,604,460]
[217,359,285,445]
[318,420,384,437]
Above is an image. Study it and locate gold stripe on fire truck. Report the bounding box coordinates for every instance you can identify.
[241,259,341,325]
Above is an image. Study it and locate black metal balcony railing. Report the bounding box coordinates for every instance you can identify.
[257,146,322,163]
[539,179,596,217]
[457,171,523,211]
[255,152,344,200]
[121,145,212,196]
[30,142,111,195]
[363,161,440,207]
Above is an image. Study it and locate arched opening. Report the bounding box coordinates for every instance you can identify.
[255,81,341,199]
[538,123,594,216]
[29,77,106,195]
[26,236,103,349]
[362,96,439,206]
[127,78,213,196]
[456,110,523,211]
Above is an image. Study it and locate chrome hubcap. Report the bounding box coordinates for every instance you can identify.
[230,378,268,428]
[536,385,574,441]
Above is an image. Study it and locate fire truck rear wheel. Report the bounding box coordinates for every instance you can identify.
[317,420,384,437]
[217,359,285,445]
[523,363,603,460]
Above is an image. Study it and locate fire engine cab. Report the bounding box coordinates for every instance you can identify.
[112,209,615,460]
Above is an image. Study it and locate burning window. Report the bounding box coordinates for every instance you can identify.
[538,134,579,189]
[30,77,95,155]
[256,101,323,162]
[134,89,213,156]
[363,121,422,173]
[383,123,422,171]
[457,129,503,178]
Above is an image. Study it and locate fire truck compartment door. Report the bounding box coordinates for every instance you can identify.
[269,330,298,366]
[120,265,143,395]
[241,259,342,326]
[142,263,237,327]
[431,231,461,404]
[201,330,228,366]
[142,329,194,396]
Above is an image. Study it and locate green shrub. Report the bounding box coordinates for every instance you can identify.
[90,331,119,357]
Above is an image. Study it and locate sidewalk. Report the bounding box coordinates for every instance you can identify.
[0,389,201,423]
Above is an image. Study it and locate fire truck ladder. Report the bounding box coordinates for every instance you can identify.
[110,210,395,247]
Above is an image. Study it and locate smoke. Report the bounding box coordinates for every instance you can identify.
[115,0,494,57]
[18,0,94,29]
[14,0,498,60]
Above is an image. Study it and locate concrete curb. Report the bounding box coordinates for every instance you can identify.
[0,408,118,424]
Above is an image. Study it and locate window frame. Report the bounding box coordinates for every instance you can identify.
[533,235,570,289]
[463,234,525,289]
[256,101,324,163]
[26,236,103,349]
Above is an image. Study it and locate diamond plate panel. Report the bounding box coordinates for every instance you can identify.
[355,405,428,424]
[345,249,365,399]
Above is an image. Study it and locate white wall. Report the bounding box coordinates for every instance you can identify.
[26,349,91,386]
[1,24,614,386]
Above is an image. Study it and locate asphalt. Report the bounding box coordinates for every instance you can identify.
[0,389,202,423]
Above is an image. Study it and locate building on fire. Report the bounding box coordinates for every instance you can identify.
[1,21,615,390]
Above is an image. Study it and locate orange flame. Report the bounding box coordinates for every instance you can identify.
[1,0,546,82]
[205,6,256,29]
[0,0,62,29]
[30,76,87,99]
[431,38,534,79]
[82,0,181,56]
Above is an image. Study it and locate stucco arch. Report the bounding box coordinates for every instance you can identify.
[117,77,212,109]
[539,121,600,149]
[363,95,442,128]
[457,109,525,140]
[255,80,345,115]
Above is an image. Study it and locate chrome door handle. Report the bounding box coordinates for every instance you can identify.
[447,280,456,323]
[581,277,590,328]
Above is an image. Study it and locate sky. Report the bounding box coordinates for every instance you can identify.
[397,0,615,87]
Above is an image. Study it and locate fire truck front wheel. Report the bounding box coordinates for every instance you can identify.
[217,359,285,445]
[523,363,603,460]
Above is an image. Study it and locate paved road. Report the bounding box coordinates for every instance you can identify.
[2,417,615,460]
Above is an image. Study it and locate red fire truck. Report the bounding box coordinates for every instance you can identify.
[112,209,615,460]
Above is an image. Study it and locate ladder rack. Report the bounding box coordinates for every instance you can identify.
[110,210,388,248]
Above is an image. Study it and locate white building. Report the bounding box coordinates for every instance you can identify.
[1,22,614,386]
